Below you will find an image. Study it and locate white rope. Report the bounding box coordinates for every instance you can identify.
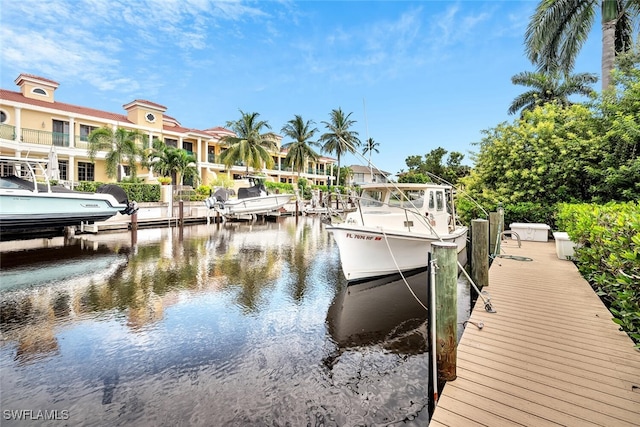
[381,229,428,311]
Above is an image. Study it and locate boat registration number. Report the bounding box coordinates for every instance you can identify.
[346,233,382,241]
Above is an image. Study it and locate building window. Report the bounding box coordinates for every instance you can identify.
[78,162,95,181]
[52,119,70,146]
[79,124,98,141]
[182,141,193,153]
[354,173,365,182]
[0,110,7,123]
[165,138,178,148]
[31,87,47,96]
[58,161,68,180]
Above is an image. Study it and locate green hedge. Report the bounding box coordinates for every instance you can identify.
[75,182,161,202]
[556,202,640,346]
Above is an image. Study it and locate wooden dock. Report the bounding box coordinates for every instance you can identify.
[430,241,640,426]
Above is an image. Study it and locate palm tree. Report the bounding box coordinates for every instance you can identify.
[525,0,639,90]
[281,115,320,177]
[153,146,199,185]
[508,70,598,116]
[87,126,143,181]
[320,108,360,187]
[362,137,380,182]
[220,110,279,174]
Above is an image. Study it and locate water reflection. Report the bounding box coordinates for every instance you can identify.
[326,271,429,353]
[0,217,465,425]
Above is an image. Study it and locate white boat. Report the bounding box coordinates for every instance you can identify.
[0,156,138,234]
[326,182,468,281]
[204,176,293,217]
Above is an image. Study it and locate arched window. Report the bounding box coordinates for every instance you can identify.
[0,110,7,123]
[31,87,48,96]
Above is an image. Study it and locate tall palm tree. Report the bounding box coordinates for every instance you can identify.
[362,137,380,182]
[153,146,199,185]
[508,70,598,116]
[281,115,320,177]
[87,126,143,181]
[525,0,639,90]
[320,108,360,187]
[220,110,279,174]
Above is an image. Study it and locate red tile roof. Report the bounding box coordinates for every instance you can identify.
[0,89,131,123]
[14,73,60,87]
[122,99,167,111]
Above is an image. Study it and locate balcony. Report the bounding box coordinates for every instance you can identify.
[0,124,16,140]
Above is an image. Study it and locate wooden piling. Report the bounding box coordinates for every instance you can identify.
[489,209,505,256]
[179,200,184,226]
[432,241,458,382]
[471,219,489,289]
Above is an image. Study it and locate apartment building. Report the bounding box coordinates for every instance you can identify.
[0,73,336,187]
[349,164,391,185]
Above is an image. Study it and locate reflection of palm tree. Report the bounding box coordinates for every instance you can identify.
[508,71,598,116]
[284,223,314,302]
[320,108,360,186]
[221,110,279,173]
[281,115,320,177]
[525,0,637,90]
[218,249,280,313]
[87,127,143,181]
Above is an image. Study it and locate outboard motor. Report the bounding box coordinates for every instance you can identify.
[96,184,139,215]
[214,188,229,202]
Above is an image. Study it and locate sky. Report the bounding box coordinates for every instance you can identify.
[0,0,601,177]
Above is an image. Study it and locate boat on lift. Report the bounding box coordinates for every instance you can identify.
[0,156,138,236]
[204,175,293,218]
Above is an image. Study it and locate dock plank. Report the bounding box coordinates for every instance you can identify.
[430,241,640,426]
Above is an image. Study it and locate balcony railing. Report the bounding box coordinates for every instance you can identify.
[19,128,70,147]
[0,124,16,140]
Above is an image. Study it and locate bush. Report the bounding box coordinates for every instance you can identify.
[556,202,640,346]
[76,182,161,202]
[265,181,294,194]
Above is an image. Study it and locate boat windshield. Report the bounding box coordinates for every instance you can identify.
[389,189,424,209]
[359,188,425,209]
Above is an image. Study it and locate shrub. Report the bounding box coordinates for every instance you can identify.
[76,182,161,202]
[556,202,640,346]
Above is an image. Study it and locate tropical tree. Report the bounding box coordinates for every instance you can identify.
[153,145,199,185]
[525,0,639,90]
[508,71,598,116]
[87,126,143,181]
[362,137,380,182]
[320,107,360,187]
[220,110,279,173]
[281,115,320,177]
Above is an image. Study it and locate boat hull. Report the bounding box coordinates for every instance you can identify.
[326,225,468,282]
[212,194,293,216]
[0,192,127,231]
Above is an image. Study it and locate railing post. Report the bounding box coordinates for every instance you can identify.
[432,241,458,382]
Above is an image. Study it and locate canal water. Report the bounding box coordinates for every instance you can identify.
[0,217,470,426]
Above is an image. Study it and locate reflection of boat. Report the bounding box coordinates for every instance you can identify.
[204,176,293,217]
[326,183,468,281]
[0,156,138,233]
[0,244,125,291]
[326,271,428,353]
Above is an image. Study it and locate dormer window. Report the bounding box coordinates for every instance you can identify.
[145,113,156,123]
[31,87,48,96]
[0,110,7,123]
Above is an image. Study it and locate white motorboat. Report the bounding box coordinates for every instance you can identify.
[0,156,137,234]
[326,182,468,281]
[204,176,293,217]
